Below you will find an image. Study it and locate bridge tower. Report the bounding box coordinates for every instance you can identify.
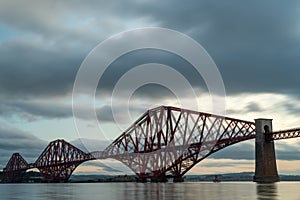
[253,119,280,183]
[35,139,92,182]
[3,153,29,183]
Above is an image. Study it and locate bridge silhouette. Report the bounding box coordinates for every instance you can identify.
[3,106,300,183]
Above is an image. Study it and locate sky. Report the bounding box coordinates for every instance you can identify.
[1,0,300,176]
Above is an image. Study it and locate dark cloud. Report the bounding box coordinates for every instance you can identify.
[211,141,255,160]
[274,141,300,161]
[97,106,115,123]
[122,0,300,97]
[0,100,73,121]
[0,1,122,43]
[0,0,299,118]
[0,123,47,168]
[210,139,300,161]
[0,39,81,99]
[96,49,206,95]
[1,0,299,103]
[96,104,154,125]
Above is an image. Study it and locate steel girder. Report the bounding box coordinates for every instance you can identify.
[34,139,92,182]
[5,106,300,182]
[103,106,256,179]
[3,153,29,182]
[265,127,300,141]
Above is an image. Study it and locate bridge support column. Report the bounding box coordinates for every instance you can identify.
[150,176,168,182]
[173,176,184,182]
[4,169,26,183]
[253,119,279,183]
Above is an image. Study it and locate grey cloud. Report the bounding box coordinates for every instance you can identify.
[211,141,255,160]
[97,106,115,123]
[9,101,72,119]
[0,100,72,121]
[95,49,206,97]
[0,123,47,168]
[275,142,300,160]
[283,103,300,116]
[201,160,253,168]
[1,0,300,106]
[0,39,81,99]
[71,138,111,152]
[0,123,45,148]
[245,103,263,113]
[0,98,148,123]
[227,102,265,116]
[96,104,150,124]
[98,164,124,173]
[210,139,300,161]
[276,151,300,161]
[0,1,122,43]
[128,0,300,97]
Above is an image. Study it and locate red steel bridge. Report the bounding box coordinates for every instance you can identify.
[3,106,300,183]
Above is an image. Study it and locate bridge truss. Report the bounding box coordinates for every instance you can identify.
[103,106,256,181]
[3,106,300,182]
[3,153,29,183]
[35,139,93,182]
[265,128,300,141]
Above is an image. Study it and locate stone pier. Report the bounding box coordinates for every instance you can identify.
[253,119,280,183]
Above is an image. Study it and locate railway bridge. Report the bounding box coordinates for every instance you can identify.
[3,106,300,183]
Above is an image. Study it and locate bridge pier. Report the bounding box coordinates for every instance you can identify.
[253,119,280,183]
[4,169,27,183]
[150,176,168,182]
[173,176,184,182]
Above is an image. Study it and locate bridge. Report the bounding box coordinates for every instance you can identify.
[3,106,300,183]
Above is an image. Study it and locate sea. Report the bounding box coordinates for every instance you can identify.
[0,182,299,200]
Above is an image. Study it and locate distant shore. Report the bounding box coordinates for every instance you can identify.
[2,171,300,183]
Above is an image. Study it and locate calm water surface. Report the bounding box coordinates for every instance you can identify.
[0,182,299,200]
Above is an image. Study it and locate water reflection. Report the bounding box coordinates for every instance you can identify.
[256,183,278,200]
[122,183,180,200]
[3,182,300,200]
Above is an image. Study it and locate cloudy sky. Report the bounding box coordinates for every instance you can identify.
[1,0,300,175]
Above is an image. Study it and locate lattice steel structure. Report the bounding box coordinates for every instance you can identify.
[4,106,300,182]
[265,127,300,141]
[34,139,93,182]
[3,153,29,183]
[103,106,256,181]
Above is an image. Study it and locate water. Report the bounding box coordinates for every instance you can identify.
[0,182,299,200]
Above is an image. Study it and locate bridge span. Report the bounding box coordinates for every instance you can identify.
[3,106,300,183]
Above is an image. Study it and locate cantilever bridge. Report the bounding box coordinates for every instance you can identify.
[3,106,300,183]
